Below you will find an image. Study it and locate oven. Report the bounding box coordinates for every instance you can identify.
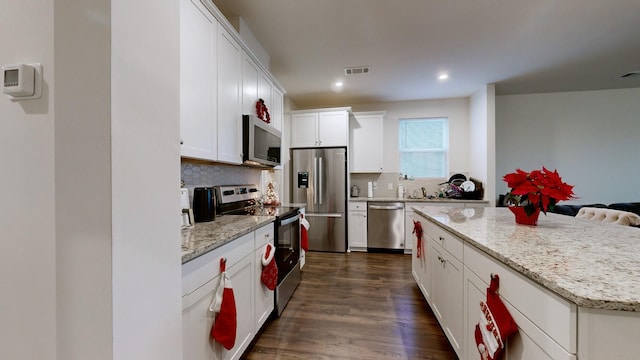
[274,209,301,316]
[214,184,301,316]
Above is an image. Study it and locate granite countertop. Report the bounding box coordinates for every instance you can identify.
[414,206,640,311]
[350,196,488,203]
[181,215,274,264]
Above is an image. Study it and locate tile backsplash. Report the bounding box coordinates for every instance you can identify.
[181,159,262,191]
[350,172,448,199]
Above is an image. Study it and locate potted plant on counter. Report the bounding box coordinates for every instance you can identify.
[503,167,576,225]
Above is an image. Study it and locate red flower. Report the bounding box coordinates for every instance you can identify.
[503,167,575,214]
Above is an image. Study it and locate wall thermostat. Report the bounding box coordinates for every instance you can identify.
[2,63,42,100]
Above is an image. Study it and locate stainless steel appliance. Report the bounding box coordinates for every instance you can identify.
[291,147,347,252]
[214,184,301,316]
[367,202,405,253]
[273,210,300,316]
[242,114,282,167]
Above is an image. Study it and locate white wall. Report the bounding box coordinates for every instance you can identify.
[111,0,182,359]
[470,84,496,205]
[496,88,640,204]
[54,0,113,358]
[0,1,56,359]
[351,97,471,176]
[1,0,183,359]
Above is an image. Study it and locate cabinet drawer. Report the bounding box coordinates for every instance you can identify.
[182,232,254,296]
[424,221,463,261]
[464,244,577,353]
[348,201,367,211]
[254,223,274,250]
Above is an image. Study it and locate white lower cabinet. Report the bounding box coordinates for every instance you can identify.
[347,202,367,251]
[182,223,274,360]
[222,254,254,360]
[182,271,221,360]
[429,234,463,357]
[254,225,275,331]
[410,215,431,303]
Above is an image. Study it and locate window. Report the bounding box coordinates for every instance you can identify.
[398,118,448,178]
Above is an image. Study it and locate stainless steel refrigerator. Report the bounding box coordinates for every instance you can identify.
[291,147,347,252]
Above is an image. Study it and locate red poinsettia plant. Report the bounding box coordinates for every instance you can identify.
[503,167,576,215]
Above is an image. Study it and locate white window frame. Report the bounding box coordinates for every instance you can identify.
[398,117,449,178]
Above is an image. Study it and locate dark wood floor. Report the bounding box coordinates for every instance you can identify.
[242,251,458,359]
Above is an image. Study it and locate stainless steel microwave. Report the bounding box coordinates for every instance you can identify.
[242,114,282,167]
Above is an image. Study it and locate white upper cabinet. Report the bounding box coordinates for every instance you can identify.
[180,0,217,161]
[242,53,259,117]
[271,87,283,132]
[242,53,282,132]
[290,108,350,148]
[180,0,285,165]
[216,23,242,165]
[350,111,385,172]
[258,72,272,116]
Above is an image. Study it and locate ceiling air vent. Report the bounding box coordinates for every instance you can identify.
[620,71,640,78]
[344,66,371,76]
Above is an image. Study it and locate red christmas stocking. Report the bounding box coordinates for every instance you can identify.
[475,274,518,360]
[261,243,278,290]
[210,259,237,350]
[412,220,424,258]
[300,214,310,251]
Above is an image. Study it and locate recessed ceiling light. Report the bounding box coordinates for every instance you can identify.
[438,73,449,81]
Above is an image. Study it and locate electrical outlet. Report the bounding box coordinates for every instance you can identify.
[388,183,393,190]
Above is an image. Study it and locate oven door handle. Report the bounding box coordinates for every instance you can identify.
[279,214,300,226]
[304,213,342,218]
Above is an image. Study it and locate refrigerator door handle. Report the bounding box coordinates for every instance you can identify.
[304,213,342,218]
[318,156,323,205]
[313,156,318,205]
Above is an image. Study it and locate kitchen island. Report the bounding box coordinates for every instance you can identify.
[349,196,488,204]
[412,205,640,360]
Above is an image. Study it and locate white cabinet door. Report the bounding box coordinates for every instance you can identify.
[242,53,259,117]
[318,111,348,147]
[254,223,275,333]
[431,239,463,358]
[347,210,367,251]
[221,254,254,360]
[216,23,242,164]
[180,0,217,160]
[411,216,431,303]
[254,245,274,331]
[350,112,384,172]
[404,203,422,252]
[182,275,222,360]
[258,72,272,115]
[271,87,283,132]
[290,112,319,147]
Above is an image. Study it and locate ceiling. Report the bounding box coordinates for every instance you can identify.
[211,0,640,109]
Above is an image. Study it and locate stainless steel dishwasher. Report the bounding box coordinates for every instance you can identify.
[367,202,405,253]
